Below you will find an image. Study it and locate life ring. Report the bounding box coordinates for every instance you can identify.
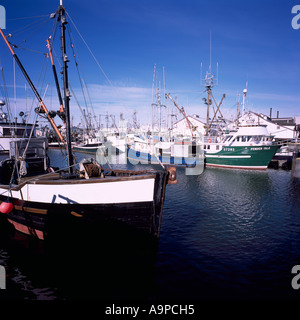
[207,138,212,143]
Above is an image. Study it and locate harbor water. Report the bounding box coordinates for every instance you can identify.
[1,149,300,300]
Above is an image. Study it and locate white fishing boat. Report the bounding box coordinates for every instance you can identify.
[0,1,173,243]
[127,132,204,169]
[127,92,205,174]
[72,136,107,154]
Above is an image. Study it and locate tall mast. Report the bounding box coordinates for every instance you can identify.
[242,87,247,116]
[0,28,65,143]
[58,2,74,173]
[46,38,65,123]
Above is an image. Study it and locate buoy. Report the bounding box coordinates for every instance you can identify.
[0,201,14,214]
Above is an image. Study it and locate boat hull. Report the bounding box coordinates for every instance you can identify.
[205,145,279,169]
[0,170,168,242]
[72,145,105,154]
[127,146,204,167]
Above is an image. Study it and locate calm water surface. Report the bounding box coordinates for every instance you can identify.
[0,149,300,300]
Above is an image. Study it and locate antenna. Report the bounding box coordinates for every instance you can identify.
[200,32,218,88]
[200,62,202,86]
[151,64,156,131]
[242,86,247,115]
[199,32,226,136]
[209,30,212,74]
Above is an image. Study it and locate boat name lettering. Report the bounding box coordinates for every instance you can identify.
[223,148,234,152]
[251,147,262,151]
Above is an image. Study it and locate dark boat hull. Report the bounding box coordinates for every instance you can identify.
[0,170,168,245]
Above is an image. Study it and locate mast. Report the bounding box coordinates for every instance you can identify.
[46,38,65,123]
[242,88,247,116]
[58,2,74,173]
[0,28,65,143]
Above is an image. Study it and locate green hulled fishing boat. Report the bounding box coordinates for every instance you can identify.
[204,125,280,169]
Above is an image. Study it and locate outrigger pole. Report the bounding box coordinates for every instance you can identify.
[165,93,197,137]
[46,38,66,124]
[0,28,65,144]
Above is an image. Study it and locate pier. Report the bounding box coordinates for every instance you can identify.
[290,143,300,178]
[268,141,300,173]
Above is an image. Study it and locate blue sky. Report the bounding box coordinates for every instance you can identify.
[0,0,299,127]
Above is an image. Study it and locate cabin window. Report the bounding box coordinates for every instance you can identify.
[2,128,31,137]
[192,145,197,156]
[242,136,247,142]
[207,145,210,150]
[224,135,233,142]
[3,128,11,136]
[216,145,219,150]
[253,136,262,142]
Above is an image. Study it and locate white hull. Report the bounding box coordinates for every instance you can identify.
[1,175,156,205]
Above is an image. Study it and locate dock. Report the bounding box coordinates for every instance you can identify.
[268,141,300,174]
[290,143,300,178]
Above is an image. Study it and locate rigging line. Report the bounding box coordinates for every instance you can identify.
[66,23,97,130]
[15,84,49,163]
[66,25,90,123]
[69,83,90,131]
[0,57,13,122]
[7,15,50,21]
[26,55,49,124]
[82,77,98,130]
[66,11,119,96]
[9,17,50,39]
[15,18,51,47]
[20,87,48,161]
[12,46,47,56]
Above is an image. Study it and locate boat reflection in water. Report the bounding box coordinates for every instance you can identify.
[0,214,158,300]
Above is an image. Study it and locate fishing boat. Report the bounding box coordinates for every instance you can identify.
[0,1,173,244]
[72,136,107,154]
[204,125,280,169]
[127,92,205,175]
[0,102,47,157]
[105,131,127,153]
[199,62,280,170]
[127,133,204,169]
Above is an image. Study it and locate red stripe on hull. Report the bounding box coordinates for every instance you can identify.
[7,219,44,240]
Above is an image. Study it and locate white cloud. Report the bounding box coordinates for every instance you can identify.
[71,84,153,125]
